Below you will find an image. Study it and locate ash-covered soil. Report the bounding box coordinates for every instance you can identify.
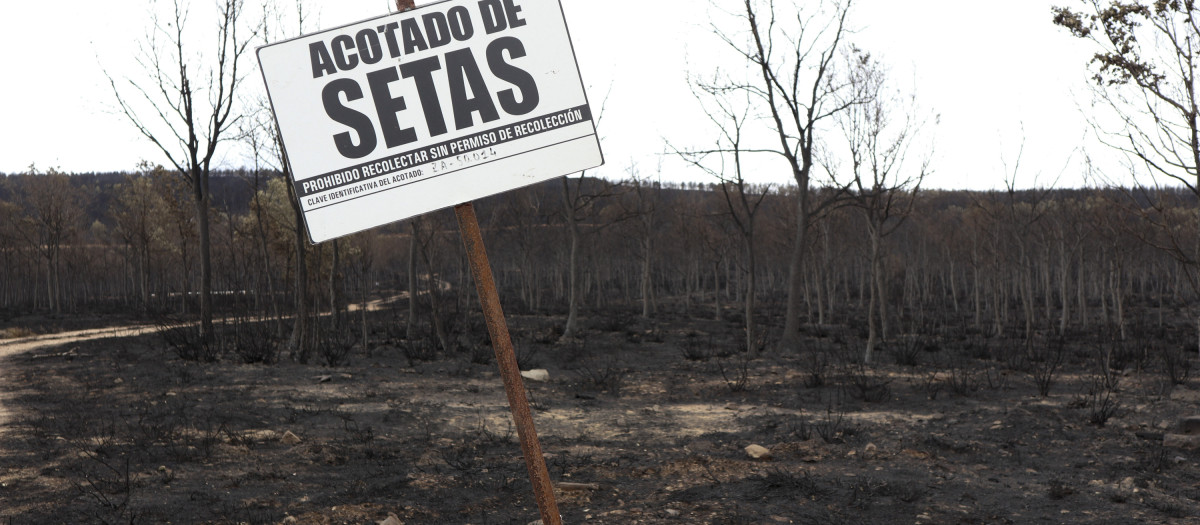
[1,309,1198,524]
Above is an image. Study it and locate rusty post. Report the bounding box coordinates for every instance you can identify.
[388,2,561,521]
[454,202,562,524]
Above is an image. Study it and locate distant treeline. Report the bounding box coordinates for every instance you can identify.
[1,168,1196,349]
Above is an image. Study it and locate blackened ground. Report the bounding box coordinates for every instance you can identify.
[1,306,1198,524]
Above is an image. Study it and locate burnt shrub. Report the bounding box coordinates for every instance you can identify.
[680,332,714,361]
[1026,337,1066,397]
[1089,385,1121,427]
[891,336,924,367]
[224,316,279,365]
[800,348,831,388]
[156,319,219,363]
[571,356,628,395]
[843,362,892,403]
[466,343,494,365]
[808,402,857,444]
[317,328,357,367]
[1158,343,1193,386]
[846,475,926,507]
[403,338,438,365]
[514,343,542,370]
[715,356,752,393]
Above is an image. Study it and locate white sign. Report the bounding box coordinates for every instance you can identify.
[258,0,603,243]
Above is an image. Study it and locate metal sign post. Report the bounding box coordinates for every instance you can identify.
[453,201,561,524]
[395,2,562,523]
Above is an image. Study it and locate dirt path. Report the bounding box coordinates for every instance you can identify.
[0,291,405,364]
[0,292,409,431]
[0,325,158,359]
[0,325,159,433]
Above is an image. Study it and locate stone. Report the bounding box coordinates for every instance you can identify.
[863,443,878,459]
[1162,433,1200,450]
[1179,416,1200,435]
[378,514,403,525]
[665,509,681,517]
[520,369,550,382]
[281,430,303,445]
[745,444,771,459]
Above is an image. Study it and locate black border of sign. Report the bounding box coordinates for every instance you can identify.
[256,0,604,244]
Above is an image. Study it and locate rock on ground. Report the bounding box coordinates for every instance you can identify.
[745,444,771,459]
[520,369,550,382]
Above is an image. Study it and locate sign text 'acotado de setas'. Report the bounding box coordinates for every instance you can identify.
[258,0,602,242]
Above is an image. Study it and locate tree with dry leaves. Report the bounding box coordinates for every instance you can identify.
[1054,0,1200,351]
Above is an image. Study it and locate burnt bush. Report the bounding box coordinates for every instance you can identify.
[843,362,892,403]
[403,338,438,365]
[156,320,219,363]
[680,332,715,361]
[1157,343,1193,386]
[808,402,858,444]
[715,356,752,393]
[514,343,542,370]
[800,348,831,388]
[1026,336,1066,397]
[465,343,494,365]
[891,336,925,367]
[317,328,357,367]
[571,356,628,395]
[223,316,279,365]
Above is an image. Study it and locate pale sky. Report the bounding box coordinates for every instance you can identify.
[0,0,1103,190]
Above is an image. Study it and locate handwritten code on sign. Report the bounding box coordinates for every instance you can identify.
[258,0,603,243]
